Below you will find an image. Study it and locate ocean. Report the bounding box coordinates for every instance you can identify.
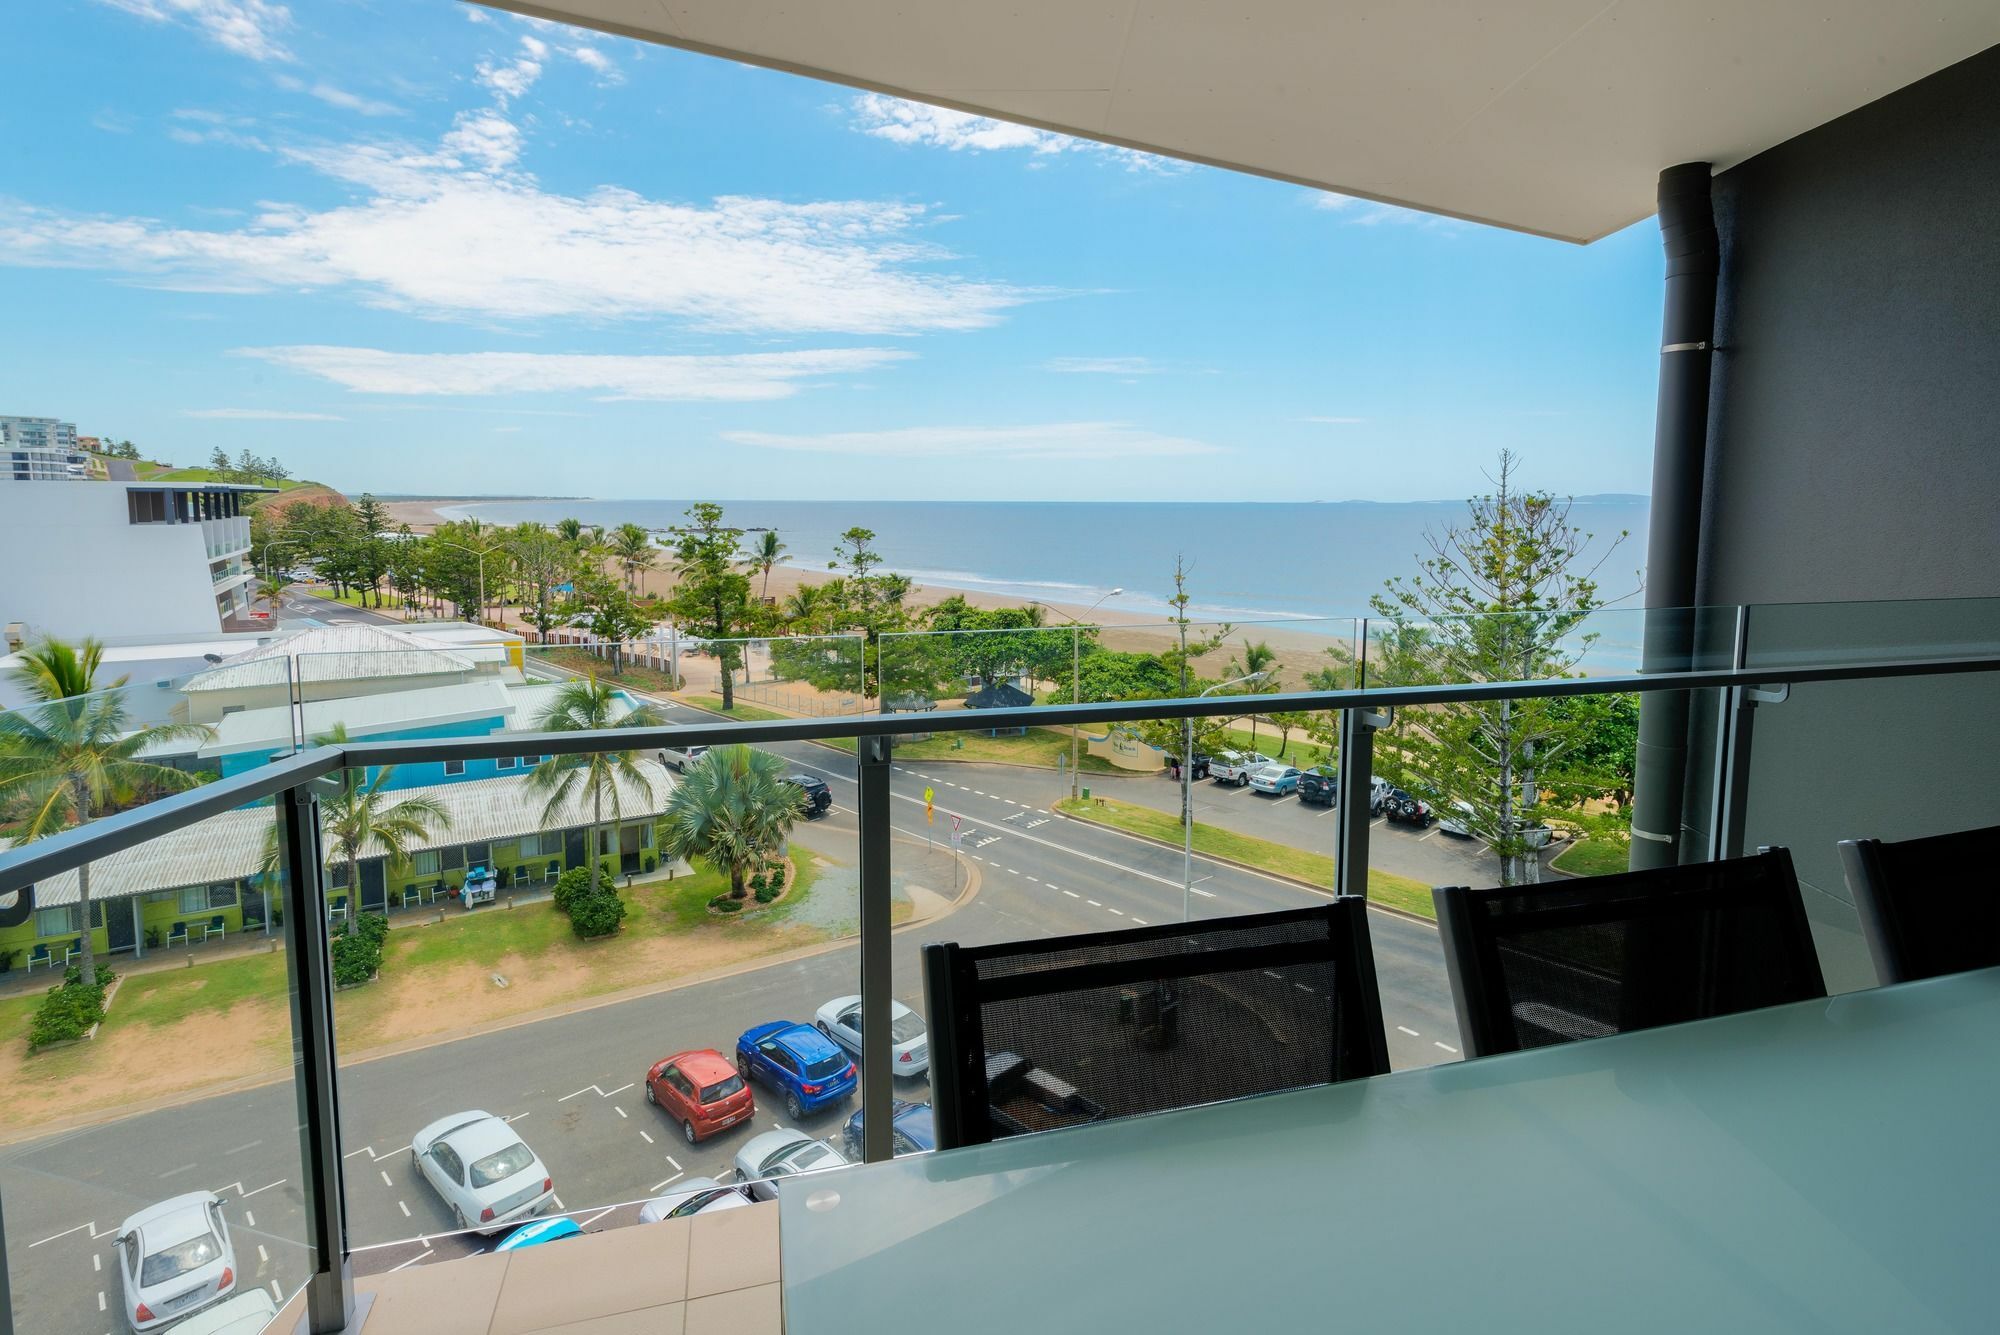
[442,497,1652,629]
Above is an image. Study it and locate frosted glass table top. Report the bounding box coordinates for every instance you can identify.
[780,969,2000,1334]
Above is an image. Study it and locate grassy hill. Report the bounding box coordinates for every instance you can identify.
[151,466,314,491]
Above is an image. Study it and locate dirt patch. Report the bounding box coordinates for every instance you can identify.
[0,997,292,1129]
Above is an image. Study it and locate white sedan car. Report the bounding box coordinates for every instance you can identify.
[117,1191,237,1333]
[412,1110,554,1234]
[815,995,929,1077]
[733,1130,850,1202]
[639,1178,756,1223]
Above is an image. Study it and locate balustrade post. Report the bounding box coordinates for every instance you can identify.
[855,736,895,1163]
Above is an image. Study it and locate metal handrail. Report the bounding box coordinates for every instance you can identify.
[2,649,1997,896]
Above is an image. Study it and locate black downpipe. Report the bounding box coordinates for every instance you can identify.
[1631,163,1719,870]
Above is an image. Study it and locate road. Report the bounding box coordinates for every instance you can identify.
[0,594,1480,1334]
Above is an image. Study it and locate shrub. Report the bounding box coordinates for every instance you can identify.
[748,872,767,893]
[31,972,112,1048]
[353,912,390,950]
[551,867,593,915]
[567,886,628,939]
[330,919,383,987]
[709,895,743,914]
[753,884,779,904]
[62,961,117,988]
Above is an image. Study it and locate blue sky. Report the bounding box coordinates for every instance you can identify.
[0,1,1667,502]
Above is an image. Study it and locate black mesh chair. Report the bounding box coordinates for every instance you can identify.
[1839,825,2000,985]
[922,901,1390,1150]
[1433,847,1826,1058]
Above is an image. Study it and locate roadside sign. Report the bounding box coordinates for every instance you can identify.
[949,826,963,849]
[924,785,934,823]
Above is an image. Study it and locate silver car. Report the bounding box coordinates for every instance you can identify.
[639,1177,756,1223]
[814,994,929,1077]
[412,1110,554,1234]
[116,1191,237,1333]
[733,1130,850,1202]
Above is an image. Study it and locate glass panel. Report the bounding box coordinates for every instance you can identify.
[0,805,315,1334]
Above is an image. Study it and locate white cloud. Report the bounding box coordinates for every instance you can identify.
[274,74,400,117]
[722,422,1221,461]
[477,36,545,103]
[1046,356,1157,375]
[99,0,294,62]
[180,407,345,420]
[242,346,916,401]
[0,111,1029,335]
[1311,192,1456,229]
[566,45,617,79]
[851,94,1180,173]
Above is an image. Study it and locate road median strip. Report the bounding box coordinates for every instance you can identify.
[1052,797,1436,922]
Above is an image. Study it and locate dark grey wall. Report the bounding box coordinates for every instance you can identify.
[1691,44,2000,990]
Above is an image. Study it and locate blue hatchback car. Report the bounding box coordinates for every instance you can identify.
[736,1021,857,1118]
[841,1100,937,1159]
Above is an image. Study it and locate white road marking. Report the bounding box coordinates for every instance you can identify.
[398,1201,410,1218]
[257,1244,270,1264]
[552,1194,566,1210]
[1419,828,1442,841]
[244,1211,255,1228]
[1294,983,1315,993]
[1434,1041,1459,1053]
[1370,818,1386,828]
[1062,890,1080,899]
[972,790,987,797]
[92,1253,101,1272]
[1131,917,1149,925]
[650,1172,684,1192]
[1107,907,1125,916]
[639,1130,654,1144]
[1397,1025,1421,1037]
[576,1206,616,1228]
[30,1223,93,1247]
[1045,884,1059,891]
[1086,899,1103,907]
[387,1253,430,1274]
[1025,875,1040,883]
[342,1144,410,1162]
[160,1163,198,1178]
[1263,970,1283,980]
[665,1155,682,1171]
[503,1112,531,1124]
[271,1279,284,1300]
[614,1106,628,1119]
[558,1082,635,1102]
[380,1170,393,1187]
[98,1291,106,1312]
[1025,818,1049,829]
[1190,886,1217,898]
[241,1180,285,1198]
[1005,867,1019,875]
[224,1139,264,1156]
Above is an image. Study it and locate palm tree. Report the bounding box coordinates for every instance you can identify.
[1228,640,1280,748]
[658,745,801,899]
[750,530,788,601]
[256,576,289,613]
[0,639,213,984]
[610,523,657,594]
[526,678,661,898]
[781,584,823,632]
[260,726,449,905]
[556,517,585,543]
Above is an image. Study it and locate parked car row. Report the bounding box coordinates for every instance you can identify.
[1201,753,1566,847]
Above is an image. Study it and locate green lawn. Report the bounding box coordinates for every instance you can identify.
[1055,796,1435,919]
[154,467,313,490]
[304,586,407,611]
[1552,836,1630,877]
[672,695,794,725]
[823,725,1123,772]
[115,950,291,1030]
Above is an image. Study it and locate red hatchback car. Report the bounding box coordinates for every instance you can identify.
[647,1049,755,1144]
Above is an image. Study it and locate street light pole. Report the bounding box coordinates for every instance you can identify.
[1033,589,1123,801]
[1184,670,1269,921]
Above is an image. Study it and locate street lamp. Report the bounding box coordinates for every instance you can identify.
[1185,670,1269,921]
[1031,589,1123,799]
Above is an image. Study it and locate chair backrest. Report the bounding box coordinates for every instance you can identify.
[1840,825,2000,985]
[1433,848,1826,1058]
[923,901,1390,1150]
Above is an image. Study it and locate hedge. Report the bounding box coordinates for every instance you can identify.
[331,912,388,987]
[29,964,117,1049]
[566,886,628,939]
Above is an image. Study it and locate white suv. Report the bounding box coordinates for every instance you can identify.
[1208,750,1275,786]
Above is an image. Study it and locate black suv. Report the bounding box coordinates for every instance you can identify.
[1167,753,1211,780]
[1296,765,1339,806]
[788,774,833,817]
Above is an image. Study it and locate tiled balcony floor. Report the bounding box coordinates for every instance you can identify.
[278,1202,781,1334]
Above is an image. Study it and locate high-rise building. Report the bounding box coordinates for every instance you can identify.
[0,415,86,480]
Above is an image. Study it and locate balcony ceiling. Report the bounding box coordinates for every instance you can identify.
[481,1,2000,242]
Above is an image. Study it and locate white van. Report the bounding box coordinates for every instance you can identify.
[660,741,709,772]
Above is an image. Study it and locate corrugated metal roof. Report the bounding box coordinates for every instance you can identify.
[181,625,479,692]
[8,759,676,908]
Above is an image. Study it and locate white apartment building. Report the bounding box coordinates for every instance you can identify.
[1,415,87,480]
[0,480,270,644]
